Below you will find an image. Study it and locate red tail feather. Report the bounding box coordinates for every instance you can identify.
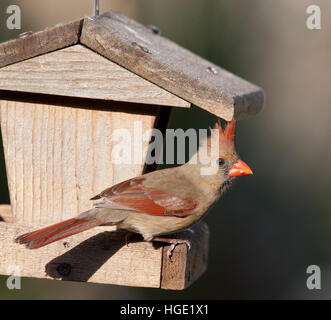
[15,217,104,249]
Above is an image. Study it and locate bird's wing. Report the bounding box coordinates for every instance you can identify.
[90,177,198,217]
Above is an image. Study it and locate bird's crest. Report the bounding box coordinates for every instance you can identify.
[210,119,236,145]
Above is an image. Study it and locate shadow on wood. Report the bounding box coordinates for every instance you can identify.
[0,204,12,223]
[45,230,164,282]
[0,90,163,116]
[46,230,131,281]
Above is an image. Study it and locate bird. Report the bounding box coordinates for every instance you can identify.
[15,119,253,258]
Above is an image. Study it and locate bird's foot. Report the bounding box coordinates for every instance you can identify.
[152,237,191,259]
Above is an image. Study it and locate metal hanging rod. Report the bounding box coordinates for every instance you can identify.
[94,0,99,16]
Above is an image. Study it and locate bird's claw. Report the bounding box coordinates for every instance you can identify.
[152,236,191,260]
[166,239,191,259]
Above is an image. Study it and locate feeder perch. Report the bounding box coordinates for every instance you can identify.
[0,11,264,290]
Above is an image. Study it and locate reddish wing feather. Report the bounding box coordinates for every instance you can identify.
[91,177,198,217]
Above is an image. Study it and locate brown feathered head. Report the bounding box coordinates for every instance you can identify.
[209,119,253,177]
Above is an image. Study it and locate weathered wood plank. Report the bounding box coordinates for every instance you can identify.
[0,205,209,289]
[0,99,157,226]
[161,222,209,290]
[0,45,190,108]
[0,20,82,68]
[80,12,264,121]
[0,220,162,288]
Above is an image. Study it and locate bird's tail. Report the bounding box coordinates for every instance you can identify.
[15,216,104,249]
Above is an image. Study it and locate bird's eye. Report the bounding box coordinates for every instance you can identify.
[217,158,225,167]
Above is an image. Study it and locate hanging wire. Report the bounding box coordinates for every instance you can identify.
[94,0,99,16]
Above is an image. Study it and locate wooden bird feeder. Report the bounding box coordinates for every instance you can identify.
[0,11,264,290]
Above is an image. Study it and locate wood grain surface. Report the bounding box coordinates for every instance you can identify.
[0,205,209,289]
[0,99,157,226]
[0,19,82,68]
[0,45,190,108]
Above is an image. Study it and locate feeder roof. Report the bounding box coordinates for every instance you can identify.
[0,11,264,120]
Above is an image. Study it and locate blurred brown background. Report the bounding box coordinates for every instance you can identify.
[0,0,330,299]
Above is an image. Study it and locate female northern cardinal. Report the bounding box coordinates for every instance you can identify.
[15,119,252,257]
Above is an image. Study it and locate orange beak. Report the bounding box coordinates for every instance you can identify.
[228,159,253,177]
